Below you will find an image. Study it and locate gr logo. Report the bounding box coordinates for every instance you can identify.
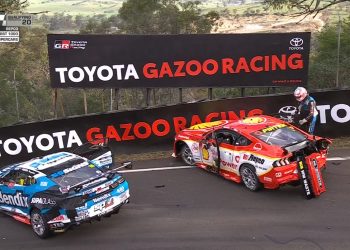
[54,40,70,49]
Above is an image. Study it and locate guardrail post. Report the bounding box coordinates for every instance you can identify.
[146,88,151,107]
[208,88,213,100]
[179,88,183,103]
[83,89,88,114]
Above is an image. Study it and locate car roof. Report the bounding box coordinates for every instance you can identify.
[223,115,287,135]
[2,152,82,174]
[181,115,287,136]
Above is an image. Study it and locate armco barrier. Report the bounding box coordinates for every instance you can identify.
[0,89,349,166]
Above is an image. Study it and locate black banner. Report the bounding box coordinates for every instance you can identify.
[1,89,349,167]
[47,33,310,88]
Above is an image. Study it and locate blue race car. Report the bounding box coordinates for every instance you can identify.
[0,144,131,238]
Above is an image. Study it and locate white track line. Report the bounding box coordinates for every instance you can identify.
[328,157,350,161]
[119,157,350,173]
[119,166,195,173]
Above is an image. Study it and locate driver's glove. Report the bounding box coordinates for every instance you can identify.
[299,119,307,125]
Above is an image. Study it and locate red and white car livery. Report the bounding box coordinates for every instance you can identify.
[173,115,331,191]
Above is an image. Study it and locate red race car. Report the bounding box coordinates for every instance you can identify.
[173,115,331,192]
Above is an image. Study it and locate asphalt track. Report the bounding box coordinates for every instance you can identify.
[1,148,350,250]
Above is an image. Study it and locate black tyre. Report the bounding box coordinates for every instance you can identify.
[31,209,51,239]
[180,144,195,165]
[239,165,262,191]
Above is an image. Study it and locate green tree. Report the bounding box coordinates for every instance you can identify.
[0,0,28,12]
[264,0,350,16]
[0,27,52,126]
[308,17,350,88]
[117,0,220,34]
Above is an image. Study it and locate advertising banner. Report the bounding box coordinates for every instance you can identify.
[47,33,310,88]
[1,89,349,167]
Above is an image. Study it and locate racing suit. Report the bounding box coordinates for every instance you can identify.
[297,95,318,134]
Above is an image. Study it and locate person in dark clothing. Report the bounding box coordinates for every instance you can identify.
[293,87,318,135]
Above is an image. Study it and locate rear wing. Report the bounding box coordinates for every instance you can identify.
[71,138,114,168]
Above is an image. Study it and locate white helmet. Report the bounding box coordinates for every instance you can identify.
[294,87,308,102]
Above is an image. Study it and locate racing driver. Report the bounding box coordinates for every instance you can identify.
[294,87,318,135]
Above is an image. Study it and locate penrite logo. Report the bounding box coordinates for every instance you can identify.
[54,40,71,49]
[0,191,28,207]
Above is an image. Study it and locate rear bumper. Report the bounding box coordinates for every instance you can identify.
[260,153,327,189]
[48,190,130,232]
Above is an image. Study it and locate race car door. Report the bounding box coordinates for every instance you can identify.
[199,131,220,171]
[215,129,252,177]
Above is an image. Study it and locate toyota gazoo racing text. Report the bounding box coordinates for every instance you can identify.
[0,144,131,238]
[173,115,331,196]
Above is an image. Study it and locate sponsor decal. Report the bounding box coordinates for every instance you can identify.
[263,177,272,182]
[284,170,293,174]
[104,198,114,209]
[261,124,287,133]
[317,104,350,124]
[243,154,249,160]
[191,143,199,153]
[40,182,48,187]
[93,193,111,203]
[289,38,304,51]
[0,130,82,157]
[48,214,69,223]
[7,182,15,188]
[253,143,262,151]
[298,160,312,198]
[241,117,266,125]
[52,54,305,87]
[275,172,282,177]
[116,186,125,193]
[278,104,350,125]
[220,160,238,170]
[55,64,137,83]
[312,159,323,188]
[202,147,209,160]
[248,154,265,165]
[234,155,240,163]
[51,162,88,178]
[278,106,297,123]
[31,197,56,205]
[96,186,109,194]
[54,40,87,50]
[0,191,28,207]
[87,109,263,143]
[189,120,226,130]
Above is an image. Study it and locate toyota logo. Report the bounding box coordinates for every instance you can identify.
[290,38,303,47]
[278,106,297,123]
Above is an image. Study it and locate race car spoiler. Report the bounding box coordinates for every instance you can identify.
[61,162,132,194]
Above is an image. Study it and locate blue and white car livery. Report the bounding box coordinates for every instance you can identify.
[0,147,131,238]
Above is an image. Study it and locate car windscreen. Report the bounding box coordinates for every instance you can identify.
[47,158,103,188]
[251,124,306,147]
